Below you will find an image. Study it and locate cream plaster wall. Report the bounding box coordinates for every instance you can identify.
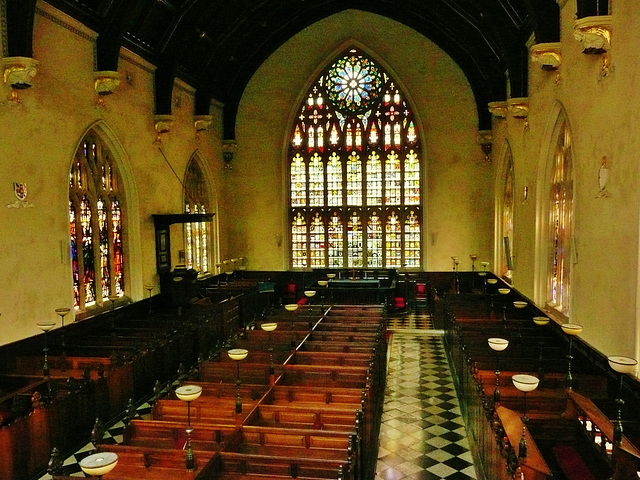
[0,4,223,346]
[230,9,494,272]
[493,0,640,359]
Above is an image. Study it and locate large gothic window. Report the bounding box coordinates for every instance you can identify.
[184,158,211,275]
[69,133,124,310]
[548,121,573,314]
[288,48,422,269]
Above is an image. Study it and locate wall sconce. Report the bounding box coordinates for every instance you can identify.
[477,131,492,162]
[3,56,39,102]
[596,156,610,198]
[222,140,237,169]
[522,185,529,205]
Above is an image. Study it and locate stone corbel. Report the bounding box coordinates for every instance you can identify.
[574,16,612,54]
[154,114,174,143]
[507,98,529,119]
[194,115,213,136]
[3,57,38,102]
[488,101,508,119]
[530,42,562,72]
[477,131,492,163]
[94,71,121,96]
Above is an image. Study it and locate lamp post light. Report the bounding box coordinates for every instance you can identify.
[144,284,155,314]
[488,338,509,403]
[175,384,203,470]
[512,374,540,459]
[317,280,328,314]
[607,355,637,445]
[37,321,56,377]
[532,317,550,382]
[261,322,278,377]
[79,452,119,479]
[498,288,511,327]
[55,308,71,352]
[561,323,583,390]
[285,303,299,348]
[228,349,248,413]
[486,278,498,311]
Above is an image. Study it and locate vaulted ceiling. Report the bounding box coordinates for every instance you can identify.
[5,0,606,136]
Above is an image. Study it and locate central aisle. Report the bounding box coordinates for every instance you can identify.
[376,332,478,480]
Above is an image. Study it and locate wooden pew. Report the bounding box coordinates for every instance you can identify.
[246,404,357,432]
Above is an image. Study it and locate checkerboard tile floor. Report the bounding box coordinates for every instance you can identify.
[376,333,478,480]
[35,402,152,479]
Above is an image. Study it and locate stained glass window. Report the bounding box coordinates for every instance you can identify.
[184,158,211,275]
[548,121,573,314]
[289,48,422,268]
[69,134,124,310]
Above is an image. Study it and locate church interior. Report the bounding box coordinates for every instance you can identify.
[2,0,640,479]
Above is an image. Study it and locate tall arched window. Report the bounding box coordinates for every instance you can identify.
[288,48,422,269]
[184,157,211,275]
[548,121,573,314]
[69,133,124,310]
[502,149,514,279]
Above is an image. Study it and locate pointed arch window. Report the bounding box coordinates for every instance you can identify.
[502,150,515,279]
[69,134,124,310]
[184,158,211,275]
[288,48,422,269]
[548,121,573,314]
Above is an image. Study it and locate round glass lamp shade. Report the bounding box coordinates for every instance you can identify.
[533,316,550,326]
[261,322,278,332]
[55,307,71,316]
[79,452,118,477]
[285,304,299,312]
[478,272,487,277]
[498,288,511,295]
[512,374,540,392]
[488,338,509,352]
[317,280,328,287]
[608,355,638,374]
[513,301,527,309]
[175,385,203,402]
[228,348,249,361]
[37,321,56,332]
[327,273,336,279]
[304,290,316,297]
[561,324,583,336]
[480,262,490,268]
[487,278,498,285]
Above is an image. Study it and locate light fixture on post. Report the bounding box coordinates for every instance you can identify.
[317,280,328,314]
[607,355,637,445]
[228,348,248,413]
[498,288,511,328]
[596,156,610,198]
[487,278,498,311]
[512,374,540,459]
[304,290,316,313]
[260,322,278,378]
[451,256,460,294]
[470,254,478,272]
[488,338,509,403]
[477,130,493,162]
[175,384,203,470]
[561,323,583,390]
[55,308,71,353]
[144,284,155,314]
[79,451,119,479]
[533,316,550,382]
[37,321,56,377]
[285,303,299,348]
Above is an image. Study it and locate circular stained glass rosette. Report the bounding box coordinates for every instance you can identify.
[326,54,382,114]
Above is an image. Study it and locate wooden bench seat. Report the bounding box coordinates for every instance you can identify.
[280,364,368,387]
[152,399,239,424]
[105,444,215,478]
[301,341,372,354]
[247,404,357,432]
[217,451,346,479]
[269,385,363,408]
[198,362,271,385]
[124,418,236,449]
[291,351,372,367]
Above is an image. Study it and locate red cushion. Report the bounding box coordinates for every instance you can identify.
[552,445,595,480]
[297,298,308,305]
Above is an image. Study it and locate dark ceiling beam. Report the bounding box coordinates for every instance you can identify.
[153,0,208,115]
[523,0,560,43]
[2,0,38,57]
[95,0,147,71]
